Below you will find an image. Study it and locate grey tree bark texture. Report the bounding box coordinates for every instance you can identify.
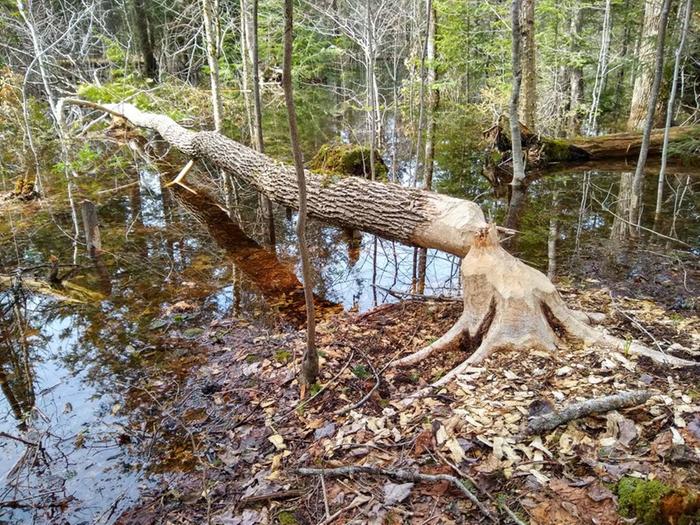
[627,0,672,237]
[509,0,526,185]
[282,0,318,388]
[520,0,537,131]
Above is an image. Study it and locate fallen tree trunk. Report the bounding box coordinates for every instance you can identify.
[61,99,698,394]
[61,100,485,258]
[484,116,698,179]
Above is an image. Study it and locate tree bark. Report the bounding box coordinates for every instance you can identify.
[520,0,537,131]
[627,0,668,131]
[655,0,692,223]
[628,0,673,236]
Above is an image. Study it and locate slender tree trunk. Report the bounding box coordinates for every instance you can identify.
[655,0,692,224]
[250,0,276,248]
[202,0,222,132]
[627,0,672,236]
[412,0,432,187]
[585,0,612,135]
[520,0,537,131]
[366,1,377,182]
[282,0,317,389]
[567,7,584,137]
[239,0,254,141]
[416,1,438,295]
[509,0,526,185]
[627,0,668,131]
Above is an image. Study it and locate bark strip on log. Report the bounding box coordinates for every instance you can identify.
[526,390,651,435]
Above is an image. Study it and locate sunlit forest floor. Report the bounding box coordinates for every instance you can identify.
[115,265,699,525]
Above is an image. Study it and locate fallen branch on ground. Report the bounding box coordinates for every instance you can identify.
[297,464,497,522]
[526,390,651,435]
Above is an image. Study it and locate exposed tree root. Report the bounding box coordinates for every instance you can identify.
[393,225,697,400]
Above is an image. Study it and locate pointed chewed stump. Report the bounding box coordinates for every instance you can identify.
[392,225,697,400]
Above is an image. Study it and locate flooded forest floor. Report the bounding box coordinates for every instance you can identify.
[114,256,700,525]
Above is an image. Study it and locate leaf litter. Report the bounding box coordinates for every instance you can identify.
[116,291,699,525]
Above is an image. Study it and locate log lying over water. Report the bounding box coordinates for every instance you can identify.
[485,117,698,171]
[61,100,486,258]
[61,99,697,394]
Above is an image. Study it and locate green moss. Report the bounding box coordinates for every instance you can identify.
[308,142,388,180]
[351,364,370,379]
[277,511,298,524]
[274,350,291,363]
[617,477,672,525]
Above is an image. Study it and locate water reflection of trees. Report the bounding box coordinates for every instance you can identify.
[0,285,37,429]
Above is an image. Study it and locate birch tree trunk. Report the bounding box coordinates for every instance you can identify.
[283,0,318,388]
[655,0,692,224]
[520,0,537,131]
[585,0,612,135]
[627,0,672,236]
[567,7,584,137]
[202,0,222,132]
[509,0,526,185]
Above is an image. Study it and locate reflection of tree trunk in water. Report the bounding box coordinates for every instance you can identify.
[81,200,102,257]
[0,298,35,428]
[372,236,378,307]
[503,184,528,252]
[342,227,362,267]
[0,366,29,430]
[416,248,427,294]
[81,201,113,295]
[547,192,559,281]
[171,185,339,326]
[610,172,634,242]
[129,182,149,260]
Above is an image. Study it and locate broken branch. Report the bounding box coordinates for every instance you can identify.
[526,390,651,435]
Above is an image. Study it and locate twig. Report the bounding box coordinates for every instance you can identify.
[608,291,664,352]
[0,431,39,447]
[239,489,305,507]
[334,349,380,416]
[527,390,651,435]
[297,465,496,522]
